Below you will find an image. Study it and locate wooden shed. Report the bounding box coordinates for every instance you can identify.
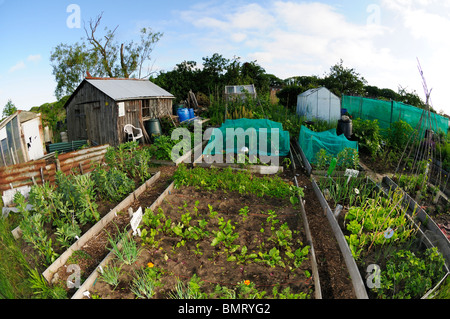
[64,77,175,146]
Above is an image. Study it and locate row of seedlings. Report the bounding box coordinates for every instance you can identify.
[75,163,321,299]
[297,141,449,299]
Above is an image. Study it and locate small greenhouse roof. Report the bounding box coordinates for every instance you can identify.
[299,87,338,98]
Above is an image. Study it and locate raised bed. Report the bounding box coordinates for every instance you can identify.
[73,165,321,299]
[71,180,175,299]
[311,176,368,299]
[42,172,162,284]
[312,174,449,299]
[381,176,450,267]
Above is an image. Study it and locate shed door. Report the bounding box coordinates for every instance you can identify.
[84,102,103,145]
[21,118,44,160]
[74,104,88,140]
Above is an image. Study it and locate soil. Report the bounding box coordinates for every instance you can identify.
[17,162,358,299]
[78,165,357,299]
[47,165,177,296]
[89,182,314,299]
[293,169,356,299]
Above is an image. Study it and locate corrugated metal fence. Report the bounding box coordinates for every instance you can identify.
[0,144,109,193]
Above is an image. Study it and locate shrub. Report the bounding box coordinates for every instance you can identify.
[352,118,382,158]
[385,120,414,152]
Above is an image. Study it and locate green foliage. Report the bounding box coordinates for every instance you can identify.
[152,54,271,103]
[14,192,59,267]
[55,171,99,225]
[173,164,304,201]
[314,147,359,170]
[130,266,162,299]
[169,275,206,299]
[104,141,153,182]
[148,135,179,160]
[91,166,135,202]
[0,217,33,299]
[30,95,69,141]
[352,118,382,158]
[322,59,367,97]
[98,261,123,289]
[28,268,67,299]
[385,120,415,152]
[2,99,17,118]
[343,189,417,261]
[106,224,142,265]
[374,247,446,299]
[276,85,305,110]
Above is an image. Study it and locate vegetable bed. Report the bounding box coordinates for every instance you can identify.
[83,165,315,299]
[315,175,449,299]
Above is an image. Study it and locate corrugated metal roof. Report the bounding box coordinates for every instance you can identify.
[86,78,174,101]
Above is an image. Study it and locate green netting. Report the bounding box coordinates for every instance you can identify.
[203,118,290,156]
[342,95,449,135]
[298,125,358,164]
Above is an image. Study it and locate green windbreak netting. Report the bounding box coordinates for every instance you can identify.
[299,125,358,164]
[342,95,449,135]
[203,118,290,156]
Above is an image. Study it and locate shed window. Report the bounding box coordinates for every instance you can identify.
[142,100,150,118]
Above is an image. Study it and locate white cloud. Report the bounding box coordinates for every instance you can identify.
[7,54,41,74]
[380,0,450,113]
[8,61,26,73]
[27,54,42,62]
[177,0,450,114]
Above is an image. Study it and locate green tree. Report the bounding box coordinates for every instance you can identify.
[397,86,428,110]
[276,85,305,110]
[2,99,17,118]
[50,12,162,99]
[151,61,201,103]
[322,59,367,97]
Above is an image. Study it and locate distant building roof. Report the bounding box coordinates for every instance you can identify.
[85,78,174,101]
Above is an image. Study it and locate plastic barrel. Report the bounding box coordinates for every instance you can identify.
[177,108,190,122]
[188,108,195,119]
[337,119,353,139]
[145,118,162,137]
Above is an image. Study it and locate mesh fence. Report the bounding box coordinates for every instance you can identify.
[342,95,449,135]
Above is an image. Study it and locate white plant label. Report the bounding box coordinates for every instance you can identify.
[131,207,143,236]
[345,169,359,184]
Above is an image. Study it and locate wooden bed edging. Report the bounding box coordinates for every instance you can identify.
[311,177,369,299]
[71,181,175,299]
[294,176,322,299]
[381,176,450,269]
[42,172,162,283]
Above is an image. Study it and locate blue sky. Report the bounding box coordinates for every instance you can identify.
[1,0,450,116]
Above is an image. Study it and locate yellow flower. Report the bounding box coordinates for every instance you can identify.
[147,262,154,268]
[244,280,250,286]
